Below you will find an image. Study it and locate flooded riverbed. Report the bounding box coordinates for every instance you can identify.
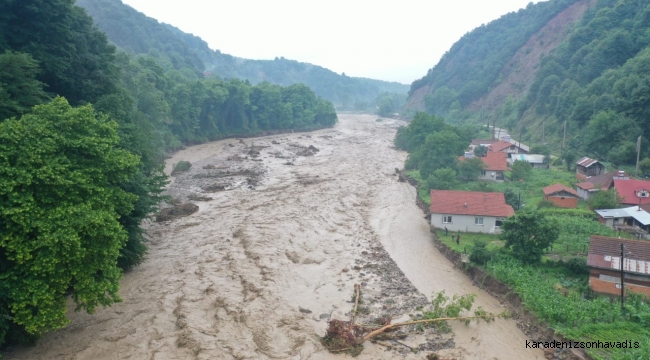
[8,113,543,359]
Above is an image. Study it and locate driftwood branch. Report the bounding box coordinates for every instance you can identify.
[351,283,360,324]
[363,315,490,341]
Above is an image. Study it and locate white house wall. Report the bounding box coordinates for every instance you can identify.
[431,213,502,234]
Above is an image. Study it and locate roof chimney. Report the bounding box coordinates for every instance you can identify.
[464,203,468,208]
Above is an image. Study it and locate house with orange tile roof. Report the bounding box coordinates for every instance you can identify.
[458,151,507,182]
[488,138,529,158]
[430,190,515,234]
[587,235,650,298]
[543,183,580,208]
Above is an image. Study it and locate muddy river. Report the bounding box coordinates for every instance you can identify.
[8,114,544,359]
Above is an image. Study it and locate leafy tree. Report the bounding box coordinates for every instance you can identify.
[418,130,466,178]
[0,97,139,342]
[469,240,492,265]
[639,157,650,176]
[500,210,559,264]
[588,188,623,210]
[504,188,520,210]
[457,157,485,181]
[473,145,488,157]
[425,168,458,190]
[0,51,48,120]
[562,151,576,172]
[511,160,532,181]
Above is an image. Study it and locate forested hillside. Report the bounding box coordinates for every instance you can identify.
[76,0,409,108]
[0,0,336,348]
[408,0,650,167]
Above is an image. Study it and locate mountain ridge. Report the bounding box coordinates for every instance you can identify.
[76,0,409,106]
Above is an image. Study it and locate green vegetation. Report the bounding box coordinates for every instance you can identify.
[409,0,650,168]
[76,0,409,108]
[0,97,139,344]
[589,188,623,210]
[172,161,192,175]
[410,0,576,112]
[0,0,339,349]
[501,210,559,264]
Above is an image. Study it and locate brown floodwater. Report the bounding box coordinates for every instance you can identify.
[8,113,543,359]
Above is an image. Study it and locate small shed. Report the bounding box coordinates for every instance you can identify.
[587,235,650,298]
[576,157,605,180]
[543,183,580,208]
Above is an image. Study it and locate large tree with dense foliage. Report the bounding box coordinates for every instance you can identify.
[500,210,559,264]
[0,97,139,344]
[588,188,623,210]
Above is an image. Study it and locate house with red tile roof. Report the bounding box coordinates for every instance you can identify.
[488,139,529,157]
[614,179,650,206]
[587,235,650,298]
[543,183,580,208]
[576,171,619,200]
[458,151,507,182]
[430,190,515,234]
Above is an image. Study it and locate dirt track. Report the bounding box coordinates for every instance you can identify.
[8,114,544,359]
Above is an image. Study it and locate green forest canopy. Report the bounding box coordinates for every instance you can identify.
[75,0,409,108]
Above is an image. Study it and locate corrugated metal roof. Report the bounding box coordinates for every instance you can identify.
[510,154,545,163]
[587,236,650,275]
[576,157,602,168]
[595,208,631,218]
[595,206,650,225]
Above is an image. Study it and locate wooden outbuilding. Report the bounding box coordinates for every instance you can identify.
[543,183,579,208]
[576,157,605,180]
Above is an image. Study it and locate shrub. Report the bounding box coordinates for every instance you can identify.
[537,199,557,209]
[469,240,492,265]
[563,257,589,276]
[172,160,191,175]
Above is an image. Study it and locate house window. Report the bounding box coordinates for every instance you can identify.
[481,171,487,176]
[495,218,504,227]
[443,216,452,224]
[475,217,484,225]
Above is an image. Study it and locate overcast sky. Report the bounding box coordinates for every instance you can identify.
[121,0,543,84]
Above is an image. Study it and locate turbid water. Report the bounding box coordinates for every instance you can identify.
[8,114,543,359]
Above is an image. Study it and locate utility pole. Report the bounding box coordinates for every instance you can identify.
[542,122,545,144]
[635,136,642,177]
[620,243,625,311]
[561,121,567,156]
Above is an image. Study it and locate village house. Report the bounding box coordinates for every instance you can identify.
[458,151,507,182]
[575,171,619,201]
[468,139,499,152]
[613,178,650,206]
[429,190,514,234]
[488,136,530,158]
[595,206,650,238]
[543,183,580,208]
[587,235,650,298]
[508,154,548,169]
[576,157,605,180]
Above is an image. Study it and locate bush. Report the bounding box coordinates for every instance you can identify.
[469,240,492,265]
[563,257,589,276]
[172,160,191,175]
[537,199,557,209]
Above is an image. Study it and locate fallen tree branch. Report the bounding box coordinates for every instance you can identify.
[363,314,490,341]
